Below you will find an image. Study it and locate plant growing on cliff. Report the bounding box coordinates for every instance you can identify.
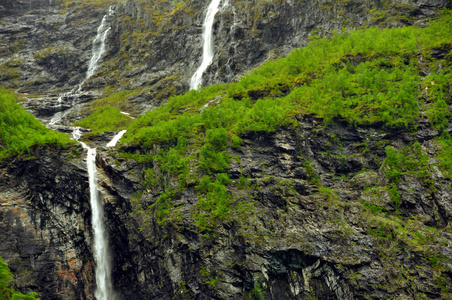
[249,282,266,300]
[0,257,39,300]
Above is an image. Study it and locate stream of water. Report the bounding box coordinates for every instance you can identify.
[82,6,115,87]
[189,0,222,90]
[57,7,118,298]
[49,6,115,125]
[83,143,115,300]
[72,129,126,300]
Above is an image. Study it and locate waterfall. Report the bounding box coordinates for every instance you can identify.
[73,129,126,300]
[49,6,114,125]
[82,142,115,300]
[106,130,127,147]
[189,0,222,90]
[82,6,115,87]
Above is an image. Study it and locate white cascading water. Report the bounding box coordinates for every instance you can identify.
[72,128,126,300]
[189,0,222,90]
[81,6,115,89]
[49,6,114,125]
[51,8,121,298]
[84,144,115,300]
[106,130,127,147]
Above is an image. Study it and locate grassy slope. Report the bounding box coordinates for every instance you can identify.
[119,10,452,174]
[0,89,73,163]
[122,10,451,143]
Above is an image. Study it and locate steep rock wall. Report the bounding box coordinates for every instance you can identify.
[98,116,452,299]
[0,146,94,299]
[109,0,452,91]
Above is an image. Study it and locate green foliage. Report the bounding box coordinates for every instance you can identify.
[196,174,232,219]
[75,105,133,135]
[0,89,72,162]
[387,185,401,210]
[199,128,230,174]
[119,10,452,236]
[249,282,266,300]
[0,257,39,300]
[362,201,385,214]
[304,160,320,185]
[385,142,429,183]
[152,191,174,220]
[434,134,452,179]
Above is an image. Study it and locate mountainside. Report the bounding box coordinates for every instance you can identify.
[1,0,450,123]
[1,0,452,299]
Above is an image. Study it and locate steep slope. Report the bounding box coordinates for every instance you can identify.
[1,0,451,125]
[0,90,95,298]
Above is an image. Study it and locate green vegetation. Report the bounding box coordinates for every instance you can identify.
[75,105,133,135]
[0,256,39,300]
[124,10,452,143]
[249,282,266,300]
[116,10,452,234]
[0,89,73,162]
[384,142,429,183]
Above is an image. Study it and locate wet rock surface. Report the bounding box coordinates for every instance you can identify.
[1,0,451,124]
[0,146,95,299]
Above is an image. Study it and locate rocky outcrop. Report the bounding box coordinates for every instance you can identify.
[2,117,451,299]
[110,0,452,92]
[0,0,113,124]
[91,114,452,299]
[0,146,94,299]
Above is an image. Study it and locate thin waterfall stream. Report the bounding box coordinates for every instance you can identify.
[189,0,222,90]
[73,129,127,300]
[49,6,115,125]
[48,6,119,299]
[83,143,115,300]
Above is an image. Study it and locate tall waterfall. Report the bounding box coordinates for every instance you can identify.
[74,129,126,300]
[189,0,222,90]
[49,6,114,125]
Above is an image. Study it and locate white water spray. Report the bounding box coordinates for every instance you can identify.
[106,130,127,147]
[49,6,114,125]
[189,0,222,90]
[73,128,125,300]
[83,6,115,86]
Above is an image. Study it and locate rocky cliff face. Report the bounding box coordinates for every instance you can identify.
[3,119,452,299]
[98,117,452,299]
[1,0,451,124]
[0,146,94,299]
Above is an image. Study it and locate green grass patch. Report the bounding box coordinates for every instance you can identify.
[75,105,133,135]
[0,89,72,162]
